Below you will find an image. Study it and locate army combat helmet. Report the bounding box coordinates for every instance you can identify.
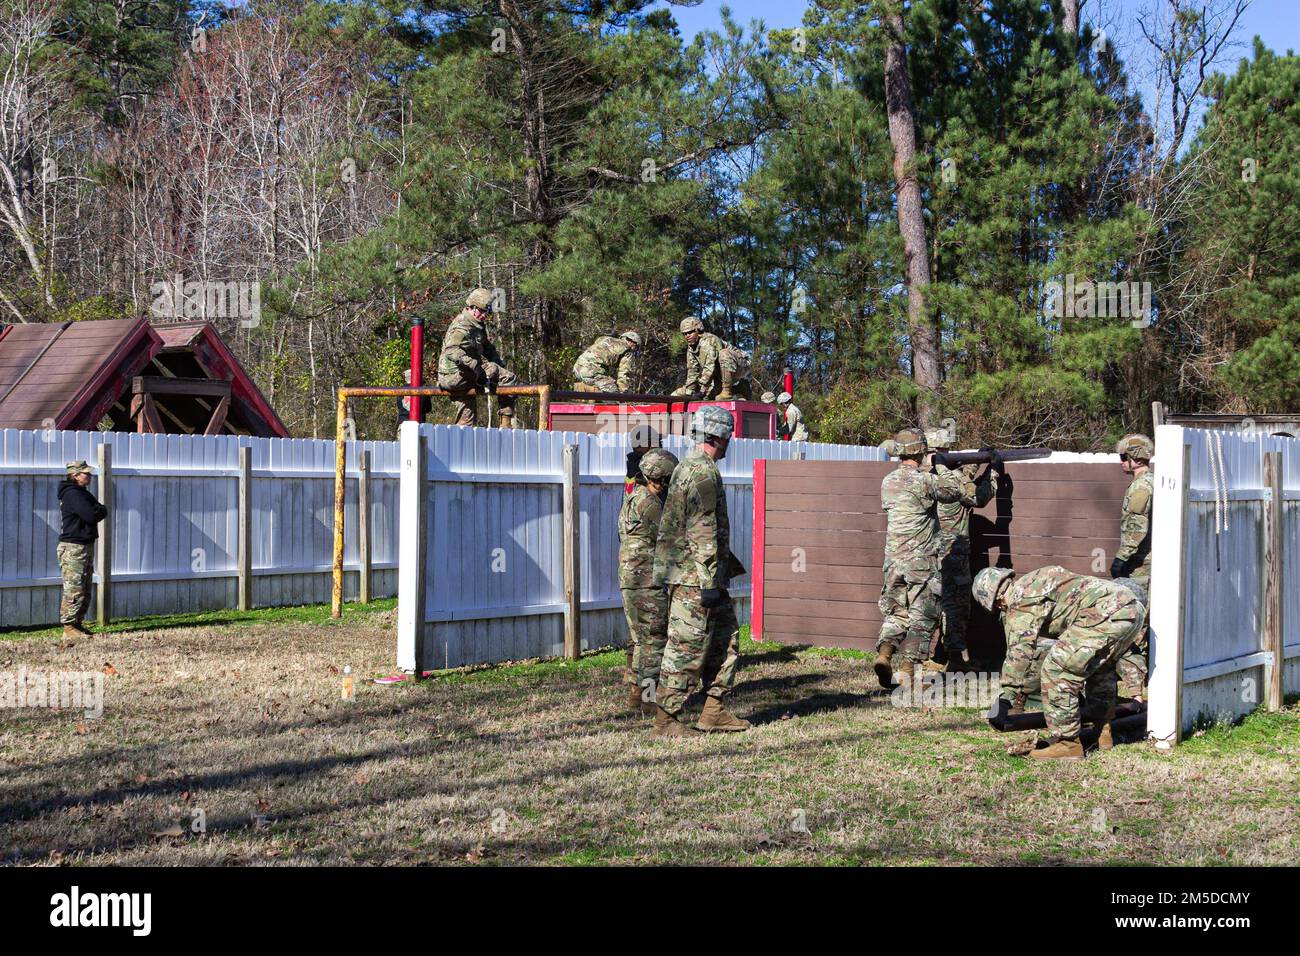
[466,287,494,310]
[925,417,958,451]
[1113,577,1149,608]
[622,330,642,347]
[760,391,777,404]
[690,405,735,443]
[639,448,679,482]
[1115,433,1154,461]
[973,566,1017,612]
[680,316,705,334]
[777,392,792,405]
[880,428,927,458]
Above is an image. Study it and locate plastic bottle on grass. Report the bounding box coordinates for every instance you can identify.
[342,665,354,701]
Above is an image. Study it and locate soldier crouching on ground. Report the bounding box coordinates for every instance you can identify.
[573,331,641,393]
[873,430,965,689]
[436,287,520,428]
[57,460,107,637]
[618,447,678,715]
[651,405,750,736]
[975,565,1147,761]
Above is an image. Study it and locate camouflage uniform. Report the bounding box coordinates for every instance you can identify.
[57,542,94,627]
[934,463,997,655]
[878,463,965,662]
[435,303,518,427]
[781,401,808,442]
[1115,471,1153,697]
[573,336,638,392]
[619,484,669,690]
[997,566,1146,739]
[682,333,751,400]
[652,447,739,715]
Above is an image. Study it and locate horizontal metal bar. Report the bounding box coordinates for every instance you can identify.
[1183,650,1275,684]
[0,466,399,480]
[1188,488,1300,502]
[423,587,751,624]
[0,562,399,589]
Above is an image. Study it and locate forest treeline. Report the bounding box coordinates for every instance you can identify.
[1,0,1295,445]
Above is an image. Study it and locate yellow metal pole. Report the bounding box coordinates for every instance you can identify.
[539,385,551,430]
[332,390,348,618]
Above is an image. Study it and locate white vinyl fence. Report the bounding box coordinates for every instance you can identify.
[1148,425,1300,744]
[397,423,882,671]
[0,428,399,629]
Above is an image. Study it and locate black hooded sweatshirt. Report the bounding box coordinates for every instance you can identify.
[58,478,107,544]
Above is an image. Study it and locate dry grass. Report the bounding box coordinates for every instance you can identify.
[1,613,1296,866]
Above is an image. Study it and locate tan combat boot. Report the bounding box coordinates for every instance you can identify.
[1095,708,1118,751]
[63,625,82,639]
[1029,737,1085,761]
[922,659,945,673]
[626,683,645,713]
[873,643,896,689]
[696,696,750,732]
[653,705,700,737]
[715,367,734,401]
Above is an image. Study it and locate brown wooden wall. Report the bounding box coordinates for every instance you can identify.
[752,458,1132,664]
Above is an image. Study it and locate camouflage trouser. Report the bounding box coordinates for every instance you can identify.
[939,544,973,654]
[621,586,668,692]
[1116,570,1150,699]
[877,559,943,663]
[57,541,94,626]
[1041,601,1147,740]
[656,584,739,715]
[437,364,518,427]
[573,375,618,393]
[701,353,752,400]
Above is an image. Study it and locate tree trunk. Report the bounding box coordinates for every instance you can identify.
[883,4,940,426]
[1062,0,1080,36]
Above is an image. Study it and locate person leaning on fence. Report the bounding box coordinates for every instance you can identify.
[872,430,965,690]
[776,391,808,442]
[977,565,1147,761]
[651,405,750,736]
[618,448,678,715]
[573,331,641,393]
[57,460,107,638]
[436,287,519,428]
[1112,433,1154,701]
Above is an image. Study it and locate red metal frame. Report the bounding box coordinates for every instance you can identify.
[750,458,766,642]
[548,399,775,439]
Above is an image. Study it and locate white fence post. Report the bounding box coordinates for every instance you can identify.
[1148,426,1189,748]
[1262,450,1283,711]
[95,442,113,626]
[397,423,428,676]
[238,446,252,611]
[562,443,581,660]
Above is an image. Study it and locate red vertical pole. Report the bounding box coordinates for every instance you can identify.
[782,366,794,397]
[409,315,424,421]
[751,458,766,642]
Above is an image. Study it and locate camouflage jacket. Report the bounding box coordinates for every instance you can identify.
[999,566,1141,691]
[618,483,664,589]
[684,333,749,395]
[1116,471,1153,583]
[573,336,637,391]
[437,309,505,378]
[934,463,997,554]
[654,447,730,588]
[783,404,808,442]
[881,463,965,572]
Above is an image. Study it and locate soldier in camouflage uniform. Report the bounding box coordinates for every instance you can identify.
[873,430,965,689]
[1112,433,1154,700]
[975,565,1147,760]
[776,392,808,442]
[671,317,752,400]
[923,421,1000,671]
[651,405,750,736]
[436,288,519,428]
[618,448,678,715]
[573,331,642,393]
[57,461,107,638]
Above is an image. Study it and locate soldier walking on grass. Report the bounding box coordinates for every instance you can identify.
[924,421,1000,672]
[873,430,965,689]
[57,460,107,638]
[436,288,519,428]
[651,406,750,736]
[618,448,678,715]
[573,331,641,393]
[1112,433,1154,701]
[976,566,1147,761]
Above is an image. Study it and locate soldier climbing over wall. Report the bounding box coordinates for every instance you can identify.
[976,565,1147,760]
[873,430,965,689]
[573,331,641,393]
[618,447,678,715]
[671,317,751,401]
[1112,433,1154,701]
[436,288,519,428]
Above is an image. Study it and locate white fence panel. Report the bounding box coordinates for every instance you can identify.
[1148,425,1300,743]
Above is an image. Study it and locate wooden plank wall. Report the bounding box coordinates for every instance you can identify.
[756,459,1132,662]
